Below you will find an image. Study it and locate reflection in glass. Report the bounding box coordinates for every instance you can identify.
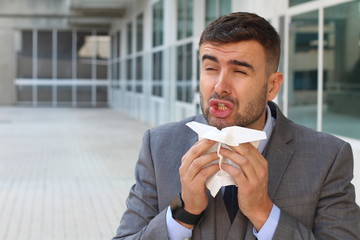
[77,86,92,103]
[37,31,53,79]
[57,31,72,79]
[126,58,133,91]
[127,23,132,54]
[96,86,107,105]
[77,31,93,79]
[111,32,120,89]
[95,32,109,80]
[288,11,318,130]
[137,14,144,52]
[17,30,33,78]
[205,0,231,26]
[289,0,314,7]
[17,86,33,102]
[152,0,164,47]
[323,1,360,138]
[277,16,285,110]
[176,43,193,102]
[136,56,143,93]
[152,51,163,97]
[57,86,72,104]
[177,0,193,40]
[37,86,53,102]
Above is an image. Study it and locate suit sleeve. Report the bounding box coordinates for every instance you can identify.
[273,142,360,240]
[112,129,170,240]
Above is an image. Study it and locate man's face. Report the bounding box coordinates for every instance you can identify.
[199,40,272,130]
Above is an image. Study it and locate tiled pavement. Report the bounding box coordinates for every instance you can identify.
[0,107,149,240]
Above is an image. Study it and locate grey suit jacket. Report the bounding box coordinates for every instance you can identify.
[113,102,360,239]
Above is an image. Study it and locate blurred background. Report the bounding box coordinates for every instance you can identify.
[0,0,359,239]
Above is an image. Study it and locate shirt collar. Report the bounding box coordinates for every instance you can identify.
[258,105,276,154]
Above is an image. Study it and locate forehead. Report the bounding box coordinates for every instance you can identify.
[199,41,266,63]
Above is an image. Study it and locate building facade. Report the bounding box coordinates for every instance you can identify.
[0,0,359,200]
[0,0,129,107]
[109,0,360,200]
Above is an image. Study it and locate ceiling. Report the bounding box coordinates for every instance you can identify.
[69,0,131,28]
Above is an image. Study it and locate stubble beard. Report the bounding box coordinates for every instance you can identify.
[200,84,268,130]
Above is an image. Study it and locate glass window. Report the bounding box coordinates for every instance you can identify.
[118,61,121,89]
[96,86,108,105]
[176,43,193,102]
[95,31,109,80]
[57,86,72,104]
[289,0,315,7]
[152,51,163,97]
[77,31,93,79]
[126,58,133,91]
[117,31,120,58]
[57,31,73,79]
[135,56,143,93]
[76,86,92,103]
[323,1,360,139]
[112,61,118,87]
[153,0,164,47]
[17,30,33,78]
[205,0,231,26]
[277,16,285,110]
[111,33,118,86]
[37,86,53,102]
[37,30,53,79]
[288,11,318,130]
[177,0,193,40]
[16,86,33,102]
[136,14,144,52]
[111,31,121,89]
[127,23,132,54]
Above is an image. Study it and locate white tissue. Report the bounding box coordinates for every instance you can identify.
[186,121,267,197]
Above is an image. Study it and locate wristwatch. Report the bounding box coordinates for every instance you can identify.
[170,193,203,225]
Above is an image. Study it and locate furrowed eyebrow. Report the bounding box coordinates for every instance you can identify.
[230,60,255,72]
[202,54,255,72]
[201,54,218,63]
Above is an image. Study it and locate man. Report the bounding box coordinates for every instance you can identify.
[113,12,360,239]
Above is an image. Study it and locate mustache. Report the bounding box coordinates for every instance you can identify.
[208,93,238,105]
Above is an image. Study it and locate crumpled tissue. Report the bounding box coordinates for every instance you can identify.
[186,121,267,197]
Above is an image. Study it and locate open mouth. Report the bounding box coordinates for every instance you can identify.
[217,103,228,111]
[208,99,234,118]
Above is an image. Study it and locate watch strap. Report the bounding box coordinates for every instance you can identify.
[170,193,203,225]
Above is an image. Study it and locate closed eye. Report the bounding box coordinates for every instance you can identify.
[205,67,217,71]
[234,70,247,75]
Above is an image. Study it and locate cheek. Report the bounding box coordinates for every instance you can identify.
[199,78,212,95]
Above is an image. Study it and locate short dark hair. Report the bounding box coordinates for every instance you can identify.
[199,12,281,74]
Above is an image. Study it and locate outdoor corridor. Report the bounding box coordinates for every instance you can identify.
[0,107,149,240]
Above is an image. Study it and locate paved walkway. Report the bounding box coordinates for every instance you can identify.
[0,107,149,240]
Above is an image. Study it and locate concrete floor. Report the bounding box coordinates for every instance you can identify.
[0,106,358,240]
[0,107,149,240]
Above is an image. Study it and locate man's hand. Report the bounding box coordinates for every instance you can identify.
[219,142,273,231]
[178,139,220,227]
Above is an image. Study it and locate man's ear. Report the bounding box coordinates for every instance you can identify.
[267,72,283,101]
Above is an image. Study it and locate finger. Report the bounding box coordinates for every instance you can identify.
[220,162,246,181]
[230,143,266,169]
[182,151,219,182]
[220,148,257,182]
[192,163,220,185]
[181,139,216,170]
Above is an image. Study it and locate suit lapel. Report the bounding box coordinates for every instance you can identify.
[265,103,295,199]
[244,102,296,237]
